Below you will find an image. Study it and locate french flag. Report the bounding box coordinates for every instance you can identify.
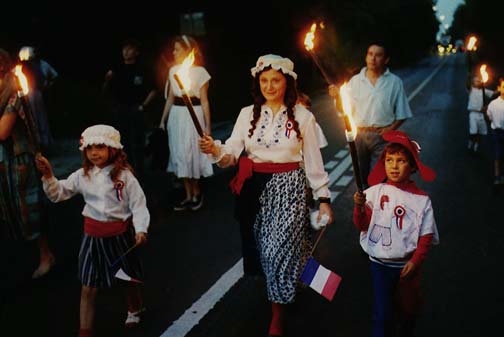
[115,268,143,283]
[300,257,341,301]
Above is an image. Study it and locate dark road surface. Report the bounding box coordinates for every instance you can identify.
[2,53,503,337]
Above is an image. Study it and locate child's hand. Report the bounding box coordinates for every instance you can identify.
[135,232,148,246]
[353,191,366,206]
[199,135,218,156]
[35,154,54,179]
[400,261,416,279]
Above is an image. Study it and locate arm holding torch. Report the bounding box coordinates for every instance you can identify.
[13,65,41,155]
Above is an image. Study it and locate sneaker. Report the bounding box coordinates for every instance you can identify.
[173,199,191,211]
[125,307,146,328]
[190,194,204,211]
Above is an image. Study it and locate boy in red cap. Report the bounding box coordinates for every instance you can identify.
[353,130,439,337]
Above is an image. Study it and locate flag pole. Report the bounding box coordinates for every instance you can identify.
[310,226,327,256]
[110,243,138,269]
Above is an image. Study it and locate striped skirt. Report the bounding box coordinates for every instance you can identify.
[78,225,144,288]
[236,168,312,304]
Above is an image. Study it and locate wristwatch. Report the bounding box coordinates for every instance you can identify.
[318,197,331,204]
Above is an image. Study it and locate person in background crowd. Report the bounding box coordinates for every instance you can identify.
[103,38,157,181]
[0,48,55,278]
[486,77,504,185]
[159,35,213,211]
[466,75,495,152]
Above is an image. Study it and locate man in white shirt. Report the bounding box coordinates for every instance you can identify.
[466,76,495,152]
[486,78,504,184]
[329,41,412,187]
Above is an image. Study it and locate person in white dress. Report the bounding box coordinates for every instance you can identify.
[159,35,213,211]
[199,54,334,337]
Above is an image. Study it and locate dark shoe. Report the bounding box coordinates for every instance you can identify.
[190,194,204,211]
[173,199,191,211]
[32,254,56,279]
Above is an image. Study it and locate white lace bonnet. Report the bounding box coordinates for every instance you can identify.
[79,124,123,151]
[250,54,297,80]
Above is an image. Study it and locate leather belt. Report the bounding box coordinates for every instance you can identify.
[173,96,201,106]
[357,126,385,132]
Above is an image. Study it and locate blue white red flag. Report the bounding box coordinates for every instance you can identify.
[300,256,341,301]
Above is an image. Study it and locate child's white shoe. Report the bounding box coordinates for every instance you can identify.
[125,307,145,328]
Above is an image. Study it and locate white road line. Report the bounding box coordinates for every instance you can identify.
[160,57,448,337]
[334,175,353,187]
[330,191,340,201]
[328,155,352,187]
[324,160,339,170]
[160,259,244,337]
[334,149,348,159]
[407,57,447,102]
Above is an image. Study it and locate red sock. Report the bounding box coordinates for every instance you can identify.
[268,302,285,336]
[78,328,93,337]
[127,284,143,312]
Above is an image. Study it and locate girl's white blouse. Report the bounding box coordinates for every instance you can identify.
[42,165,150,234]
[218,104,330,198]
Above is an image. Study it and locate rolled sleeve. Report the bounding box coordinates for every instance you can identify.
[302,115,330,198]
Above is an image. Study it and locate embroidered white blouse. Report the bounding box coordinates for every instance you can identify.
[42,165,150,234]
[216,103,330,199]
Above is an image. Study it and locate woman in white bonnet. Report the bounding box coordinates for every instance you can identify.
[199,54,333,336]
[159,35,213,211]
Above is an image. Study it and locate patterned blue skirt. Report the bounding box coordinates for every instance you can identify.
[237,168,311,304]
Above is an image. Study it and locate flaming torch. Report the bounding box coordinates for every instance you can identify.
[304,22,332,84]
[14,65,40,154]
[466,35,478,74]
[173,49,204,137]
[479,64,489,106]
[340,83,363,192]
[466,35,478,52]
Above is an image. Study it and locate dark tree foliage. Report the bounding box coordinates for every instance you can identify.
[1,0,439,134]
[450,0,504,79]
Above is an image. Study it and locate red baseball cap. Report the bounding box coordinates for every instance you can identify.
[368,130,436,186]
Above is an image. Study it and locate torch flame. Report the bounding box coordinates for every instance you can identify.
[176,49,195,90]
[467,36,477,51]
[14,65,29,96]
[480,64,489,84]
[340,83,357,138]
[304,23,317,51]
